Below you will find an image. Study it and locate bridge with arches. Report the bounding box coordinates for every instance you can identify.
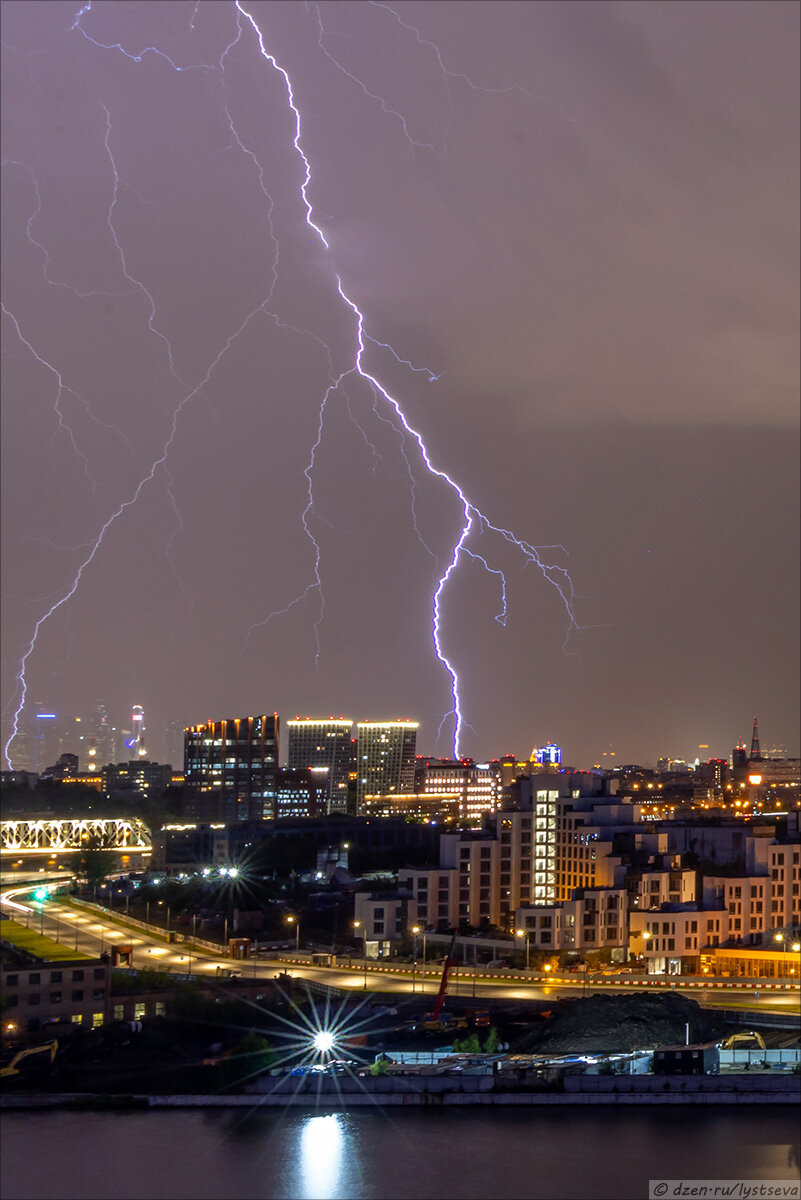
[0,817,152,855]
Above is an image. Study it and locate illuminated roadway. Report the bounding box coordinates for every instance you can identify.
[2,882,798,1018]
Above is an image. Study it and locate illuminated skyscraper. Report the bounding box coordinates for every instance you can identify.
[31,705,60,774]
[356,721,418,811]
[184,714,279,823]
[129,705,147,758]
[287,719,352,814]
[90,703,117,768]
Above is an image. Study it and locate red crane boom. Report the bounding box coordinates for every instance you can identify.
[431,932,458,1021]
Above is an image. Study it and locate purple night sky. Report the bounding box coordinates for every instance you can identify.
[1,1,798,768]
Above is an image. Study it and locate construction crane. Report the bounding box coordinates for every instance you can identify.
[417,933,467,1034]
[0,1039,58,1078]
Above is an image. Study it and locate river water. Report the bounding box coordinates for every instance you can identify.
[2,1107,799,1200]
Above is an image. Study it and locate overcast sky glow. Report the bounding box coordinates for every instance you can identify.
[1,1,798,768]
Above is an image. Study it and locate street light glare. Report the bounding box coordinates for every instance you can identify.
[313,1030,335,1054]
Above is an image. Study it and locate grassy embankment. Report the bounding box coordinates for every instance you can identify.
[0,918,86,961]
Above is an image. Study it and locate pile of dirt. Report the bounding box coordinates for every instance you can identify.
[512,991,727,1054]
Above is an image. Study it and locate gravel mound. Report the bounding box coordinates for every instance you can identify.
[513,991,727,1054]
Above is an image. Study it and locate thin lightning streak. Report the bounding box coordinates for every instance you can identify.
[341,381,385,474]
[4,300,274,768]
[1,37,44,95]
[364,334,443,382]
[219,100,279,302]
[2,159,127,301]
[162,466,194,616]
[242,312,341,645]
[100,104,186,386]
[366,384,437,559]
[246,373,349,660]
[368,1,536,99]
[309,3,434,150]
[2,304,99,492]
[463,549,508,626]
[72,2,214,72]
[2,299,129,447]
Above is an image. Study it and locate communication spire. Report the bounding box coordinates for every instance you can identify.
[749,717,762,761]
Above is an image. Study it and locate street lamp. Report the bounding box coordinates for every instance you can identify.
[515,927,530,972]
[415,924,428,991]
[285,913,300,952]
[411,924,419,993]
[410,924,428,994]
[353,920,367,989]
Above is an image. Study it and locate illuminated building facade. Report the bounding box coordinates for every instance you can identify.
[416,759,499,824]
[184,714,279,823]
[31,708,60,775]
[286,719,352,814]
[130,705,147,758]
[275,767,328,819]
[361,792,459,822]
[101,759,173,799]
[533,743,562,767]
[356,721,418,811]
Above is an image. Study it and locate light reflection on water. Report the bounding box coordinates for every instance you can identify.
[299,1114,346,1200]
[1,1108,799,1200]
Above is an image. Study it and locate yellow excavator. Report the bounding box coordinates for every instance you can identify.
[720,1031,766,1050]
[0,1039,59,1078]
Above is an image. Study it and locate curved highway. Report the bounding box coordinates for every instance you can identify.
[3,883,798,1018]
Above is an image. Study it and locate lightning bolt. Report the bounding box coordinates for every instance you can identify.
[235,3,578,755]
[3,1,580,766]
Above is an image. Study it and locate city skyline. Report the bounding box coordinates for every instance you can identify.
[4,699,795,775]
[2,2,798,773]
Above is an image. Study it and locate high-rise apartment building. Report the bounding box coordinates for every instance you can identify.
[88,703,117,771]
[286,719,352,814]
[184,714,279,823]
[31,707,61,775]
[274,767,328,819]
[130,705,147,758]
[356,721,418,810]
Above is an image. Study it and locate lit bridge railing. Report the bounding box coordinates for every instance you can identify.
[0,817,152,854]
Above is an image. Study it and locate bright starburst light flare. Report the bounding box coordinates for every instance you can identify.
[187,976,404,1114]
[3,1,582,767]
